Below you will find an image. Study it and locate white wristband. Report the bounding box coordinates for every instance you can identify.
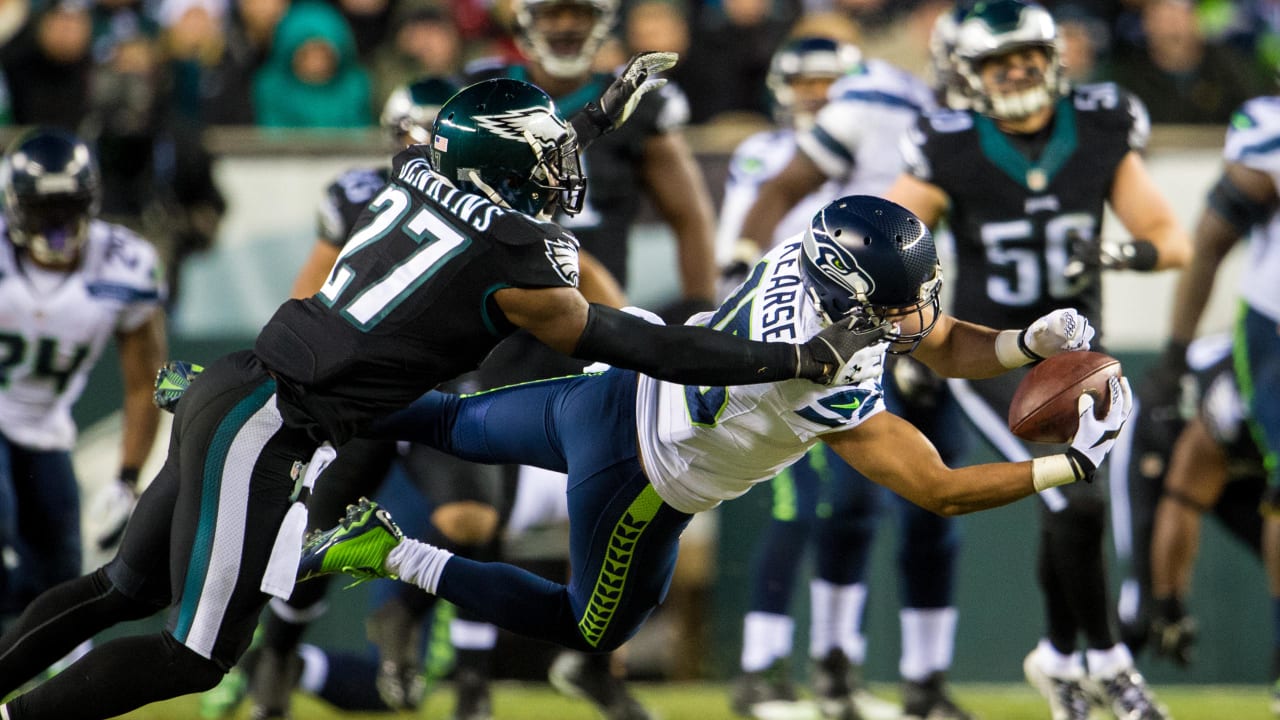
[1032,455,1079,492]
[996,330,1036,369]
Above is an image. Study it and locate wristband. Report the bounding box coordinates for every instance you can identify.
[1031,455,1078,492]
[119,467,141,488]
[1121,240,1159,271]
[995,330,1038,369]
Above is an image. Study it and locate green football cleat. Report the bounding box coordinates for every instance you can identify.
[154,360,205,413]
[298,498,404,585]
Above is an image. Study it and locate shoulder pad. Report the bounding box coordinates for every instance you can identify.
[923,109,973,133]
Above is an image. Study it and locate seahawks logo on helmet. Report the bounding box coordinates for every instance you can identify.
[807,221,875,300]
[544,236,580,286]
[473,107,569,148]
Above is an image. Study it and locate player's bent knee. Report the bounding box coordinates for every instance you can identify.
[432,502,500,545]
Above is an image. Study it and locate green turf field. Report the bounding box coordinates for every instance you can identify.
[105,681,1270,719]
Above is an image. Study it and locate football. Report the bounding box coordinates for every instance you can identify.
[1007,351,1122,443]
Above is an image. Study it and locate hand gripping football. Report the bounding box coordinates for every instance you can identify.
[1008,350,1122,443]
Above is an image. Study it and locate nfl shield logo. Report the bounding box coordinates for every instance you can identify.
[434,135,449,151]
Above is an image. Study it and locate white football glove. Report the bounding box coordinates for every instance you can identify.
[1066,375,1133,480]
[88,478,139,550]
[1020,308,1095,360]
[829,340,889,386]
[598,51,679,130]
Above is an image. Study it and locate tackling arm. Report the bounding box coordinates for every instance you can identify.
[494,286,889,385]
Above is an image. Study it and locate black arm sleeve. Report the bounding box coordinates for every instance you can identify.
[1207,172,1278,235]
[571,304,799,386]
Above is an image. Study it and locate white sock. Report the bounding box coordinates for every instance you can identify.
[741,612,794,672]
[297,643,329,693]
[2,702,11,719]
[1085,643,1134,679]
[810,580,867,663]
[1034,638,1085,679]
[451,619,498,651]
[899,607,957,681]
[387,539,453,594]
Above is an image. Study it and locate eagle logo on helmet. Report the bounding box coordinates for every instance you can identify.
[474,108,568,148]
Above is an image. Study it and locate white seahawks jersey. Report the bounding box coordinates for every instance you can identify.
[716,128,849,262]
[0,219,165,450]
[635,241,886,514]
[796,59,936,194]
[1224,96,1280,323]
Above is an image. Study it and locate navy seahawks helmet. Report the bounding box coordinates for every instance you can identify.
[514,0,618,79]
[1,128,100,265]
[430,78,585,218]
[381,76,460,146]
[801,196,942,352]
[766,36,862,128]
[953,0,1065,120]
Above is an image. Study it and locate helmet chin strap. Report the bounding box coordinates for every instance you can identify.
[465,169,511,210]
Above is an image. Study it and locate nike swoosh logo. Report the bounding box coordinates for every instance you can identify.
[830,400,862,411]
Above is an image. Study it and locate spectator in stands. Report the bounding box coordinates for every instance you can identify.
[1056,3,1110,84]
[0,0,93,127]
[625,0,688,57]
[252,0,372,128]
[1111,0,1266,124]
[369,3,463,111]
[159,0,229,121]
[200,0,288,125]
[332,0,390,62]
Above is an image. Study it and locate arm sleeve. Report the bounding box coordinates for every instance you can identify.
[571,303,799,386]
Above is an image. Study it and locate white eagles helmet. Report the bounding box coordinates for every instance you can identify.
[953,0,1066,121]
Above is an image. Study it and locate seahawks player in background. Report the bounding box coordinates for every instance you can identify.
[0,76,888,720]
[1145,91,1280,714]
[1146,335,1265,670]
[883,2,1189,719]
[298,195,1130,691]
[724,16,978,720]
[0,128,166,655]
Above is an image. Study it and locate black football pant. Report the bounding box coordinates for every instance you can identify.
[949,370,1119,654]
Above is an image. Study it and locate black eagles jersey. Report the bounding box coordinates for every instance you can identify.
[902,84,1150,338]
[465,61,691,286]
[255,144,581,444]
[317,166,391,246]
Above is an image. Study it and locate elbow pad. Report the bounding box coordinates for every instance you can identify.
[1207,173,1277,235]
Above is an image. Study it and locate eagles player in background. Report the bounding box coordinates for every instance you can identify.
[726,12,977,720]
[883,2,1189,719]
[0,127,166,656]
[298,194,1130,681]
[0,77,885,720]
[1144,91,1280,714]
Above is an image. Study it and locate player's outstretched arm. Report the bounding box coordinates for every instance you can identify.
[913,308,1094,379]
[824,376,1132,516]
[494,286,888,386]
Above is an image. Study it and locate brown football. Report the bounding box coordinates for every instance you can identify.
[1008,351,1122,443]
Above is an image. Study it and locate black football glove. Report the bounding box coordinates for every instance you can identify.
[1064,232,1159,279]
[1136,339,1190,448]
[1150,596,1197,667]
[797,318,892,386]
[571,52,678,142]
